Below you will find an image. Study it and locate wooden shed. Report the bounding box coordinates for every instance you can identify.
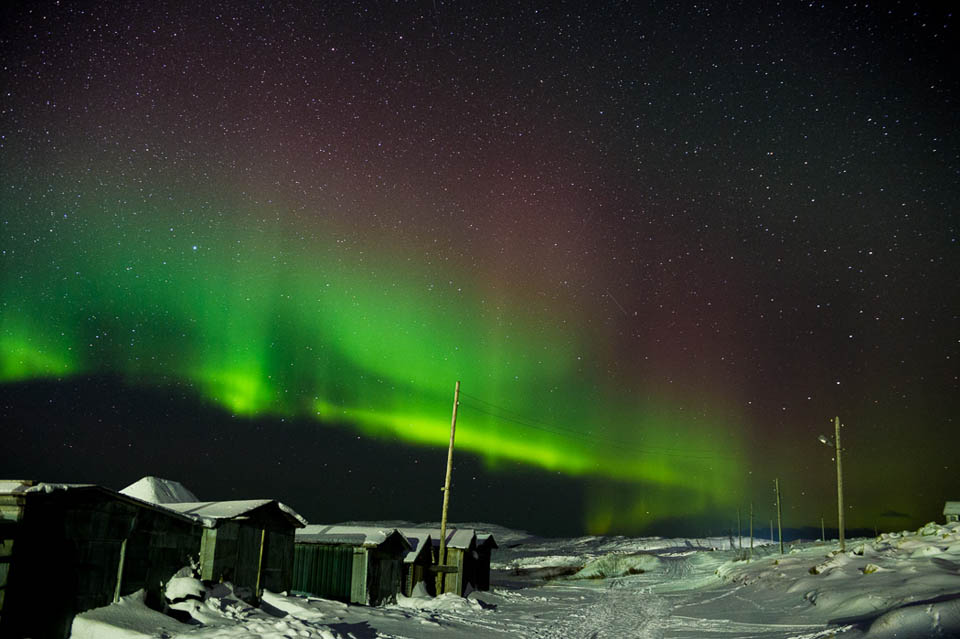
[472,533,499,591]
[399,530,435,597]
[293,525,410,606]
[945,501,960,524]
[0,480,200,639]
[399,527,477,596]
[163,500,306,601]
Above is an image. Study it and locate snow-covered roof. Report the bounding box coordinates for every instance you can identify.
[0,480,32,493]
[297,525,412,551]
[399,531,433,564]
[397,527,476,550]
[164,500,308,528]
[944,501,960,515]
[0,480,96,494]
[119,476,198,504]
[0,480,198,523]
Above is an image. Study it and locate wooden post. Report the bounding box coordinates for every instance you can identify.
[835,416,845,552]
[769,519,773,543]
[438,380,461,593]
[775,478,783,554]
[113,538,128,603]
[255,529,266,601]
[821,516,825,543]
[749,502,754,555]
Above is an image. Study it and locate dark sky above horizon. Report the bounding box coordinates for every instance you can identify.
[1,1,957,537]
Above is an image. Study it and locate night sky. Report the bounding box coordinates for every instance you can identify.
[1,1,957,538]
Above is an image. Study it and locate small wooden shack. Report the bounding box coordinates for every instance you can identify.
[472,533,499,591]
[399,530,435,597]
[945,502,960,524]
[163,500,306,600]
[293,525,410,606]
[0,480,200,639]
[399,527,478,596]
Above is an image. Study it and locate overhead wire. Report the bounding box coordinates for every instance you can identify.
[457,390,737,462]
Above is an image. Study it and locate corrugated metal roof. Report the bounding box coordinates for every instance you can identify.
[945,501,960,515]
[297,525,412,551]
[397,527,476,550]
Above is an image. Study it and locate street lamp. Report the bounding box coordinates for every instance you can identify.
[817,416,845,552]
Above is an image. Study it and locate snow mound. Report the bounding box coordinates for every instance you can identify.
[71,589,191,638]
[394,592,490,614]
[260,589,339,622]
[865,596,960,638]
[717,522,960,637]
[499,554,586,571]
[165,575,205,601]
[573,552,663,579]
[120,476,198,504]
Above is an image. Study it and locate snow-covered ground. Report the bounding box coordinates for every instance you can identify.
[71,521,960,638]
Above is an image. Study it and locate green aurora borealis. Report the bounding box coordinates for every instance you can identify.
[1,185,748,532]
[1,1,957,536]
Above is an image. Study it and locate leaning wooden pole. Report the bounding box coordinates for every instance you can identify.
[835,416,845,552]
[438,380,461,592]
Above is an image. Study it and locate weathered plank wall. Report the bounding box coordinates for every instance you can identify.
[0,489,198,639]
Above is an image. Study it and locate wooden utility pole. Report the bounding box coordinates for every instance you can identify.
[438,380,461,592]
[737,507,742,550]
[775,478,784,554]
[821,516,825,543]
[835,416,845,552]
[749,502,754,555]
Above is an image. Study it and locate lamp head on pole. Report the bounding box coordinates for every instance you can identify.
[818,434,834,448]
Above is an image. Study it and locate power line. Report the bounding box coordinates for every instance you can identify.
[460,392,603,440]
[460,390,723,455]
[457,391,736,462]
[461,399,730,462]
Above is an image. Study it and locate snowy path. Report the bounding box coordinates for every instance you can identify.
[478,553,855,639]
[534,580,671,639]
